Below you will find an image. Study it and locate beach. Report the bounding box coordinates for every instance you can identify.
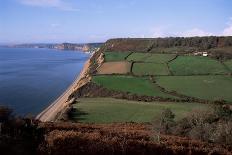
[36,58,91,122]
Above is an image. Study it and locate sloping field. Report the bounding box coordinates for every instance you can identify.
[127,53,176,63]
[132,63,170,75]
[156,75,232,102]
[97,61,131,75]
[70,98,209,123]
[145,54,176,63]
[104,52,131,62]
[92,75,175,98]
[127,53,150,62]
[224,59,232,71]
[169,56,230,75]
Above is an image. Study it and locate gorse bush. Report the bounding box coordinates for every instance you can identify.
[154,105,232,145]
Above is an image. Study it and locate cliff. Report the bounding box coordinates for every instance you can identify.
[11,42,103,52]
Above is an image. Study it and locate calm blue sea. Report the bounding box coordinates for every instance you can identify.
[0,47,89,116]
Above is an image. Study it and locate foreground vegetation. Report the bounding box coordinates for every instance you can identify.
[69,98,210,123]
[1,104,231,155]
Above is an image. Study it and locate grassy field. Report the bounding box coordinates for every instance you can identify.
[145,54,176,63]
[132,63,170,75]
[104,52,131,62]
[127,53,176,63]
[127,53,150,62]
[224,59,232,71]
[156,75,232,102]
[70,98,211,123]
[92,75,176,98]
[169,56,230,75]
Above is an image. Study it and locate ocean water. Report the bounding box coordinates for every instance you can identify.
[0,47,89,116]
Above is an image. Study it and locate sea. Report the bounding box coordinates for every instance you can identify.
[0,47,90,116]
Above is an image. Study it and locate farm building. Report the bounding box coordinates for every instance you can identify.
[203,52,208,57]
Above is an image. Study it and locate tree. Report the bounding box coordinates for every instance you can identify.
[152,108,175,143]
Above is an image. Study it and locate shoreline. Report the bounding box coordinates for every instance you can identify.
[36,57,92,122]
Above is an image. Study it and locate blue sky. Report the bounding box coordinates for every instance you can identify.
[0,0,232,43]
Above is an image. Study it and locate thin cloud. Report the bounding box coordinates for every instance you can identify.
[179,28,213,37]
[19,0,78,11]
[222,17,232,36]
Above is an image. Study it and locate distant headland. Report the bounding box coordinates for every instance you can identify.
[4,42,103,53]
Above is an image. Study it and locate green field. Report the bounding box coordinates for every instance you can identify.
[145,54,176,63]
[70,98,210,123]
[156,75,232,102]
[132,63,170,75]
[127,53,150,62]
[104,52,131,62]
[224,59,232,71]
[92,75,176,98]
[169,56,230,75]
[127,53,176,63]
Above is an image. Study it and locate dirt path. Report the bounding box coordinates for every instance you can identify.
[36,58,91,122]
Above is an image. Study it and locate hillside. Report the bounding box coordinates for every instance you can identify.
[101,37,232,60]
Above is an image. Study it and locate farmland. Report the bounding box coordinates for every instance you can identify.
[127,53,176,63]
[132,63,170,75]
[69,98,210,123]
[90,52,232,103]
[92,75,176,98]
[169,56,230,75]
[145,54,176,63]
[224,59,232,71]
[97,61,131,75]
[156,75,232,102]
[104,51,131,62]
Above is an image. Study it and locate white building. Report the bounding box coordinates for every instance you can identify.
[203,52,208,57]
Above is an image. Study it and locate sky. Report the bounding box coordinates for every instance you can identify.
[0,0,232,44]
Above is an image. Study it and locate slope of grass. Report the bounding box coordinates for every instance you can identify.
[70,98,210,123]
[132,63,170,75]
[127,53,150,62]
[104,52,131,62]
[224,59,232,71]
[156,75,232,102]
[145,54,176,63]
[169,56,230,75]
[92,75,175,98]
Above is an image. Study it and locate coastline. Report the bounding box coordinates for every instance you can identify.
[36,57,92,122]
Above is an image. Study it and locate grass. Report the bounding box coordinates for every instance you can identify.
[132,63,170,75]
[104,52,131,62]
[156,75,232,102]
[92,75,176,98]
[224,59,232,71]
[169,56,230,75]
[127,53,176,63]
[70,98,211,123]
[127,53,150,62]
[145,54,176,63]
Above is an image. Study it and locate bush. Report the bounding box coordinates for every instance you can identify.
[157,105,232,145]
[0,106,13,123]
[153,108,175,135]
